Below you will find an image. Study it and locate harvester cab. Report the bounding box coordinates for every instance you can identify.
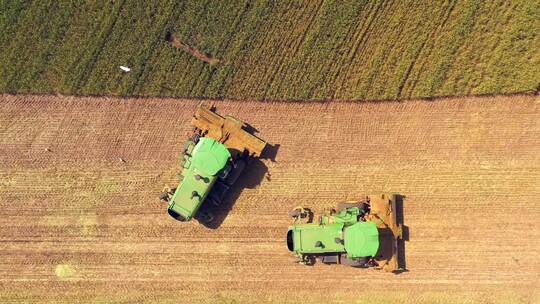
[160,103,267,223]
[287,193,403,272]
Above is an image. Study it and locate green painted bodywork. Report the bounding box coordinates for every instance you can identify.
[288,207,379,257]
[344,221,379,258]
[290,223,345,254]
[191,138,230,175]
[168,138,231,220]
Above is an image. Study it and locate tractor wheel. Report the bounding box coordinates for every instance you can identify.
[168,188,177,194]
[159,192,169,202]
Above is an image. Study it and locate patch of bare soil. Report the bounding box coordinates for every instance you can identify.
[165,32,220,65]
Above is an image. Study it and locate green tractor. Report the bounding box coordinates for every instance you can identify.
[287,193,403,271]
[160,103,266,223]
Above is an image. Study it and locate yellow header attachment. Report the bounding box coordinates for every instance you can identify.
[191,102,267,158]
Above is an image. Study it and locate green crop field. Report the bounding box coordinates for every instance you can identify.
[1,0,539,101]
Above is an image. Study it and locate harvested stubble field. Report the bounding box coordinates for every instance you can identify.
[1,1,539,100]
[0,94,539,303]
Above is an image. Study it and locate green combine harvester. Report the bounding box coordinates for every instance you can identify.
[160,103,267,223]
[287,193,403,272]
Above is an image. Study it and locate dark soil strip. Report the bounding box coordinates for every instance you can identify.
[165,32,220,65]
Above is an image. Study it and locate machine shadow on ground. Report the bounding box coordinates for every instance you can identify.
[198,143,279,229]
[371,194,409,274]
[394,194,409,274]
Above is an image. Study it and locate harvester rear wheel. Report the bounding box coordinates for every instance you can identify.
[300,255,315,266]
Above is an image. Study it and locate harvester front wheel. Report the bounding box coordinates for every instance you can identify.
[191,132,201,143]
[289,207,311,220]
[159,192,169,202]
[337,201,369,212]
[195,210,214,223]
[206,196,221,206]
[288,208,303,218]
[341,256,368,268]
[224,159,246,186]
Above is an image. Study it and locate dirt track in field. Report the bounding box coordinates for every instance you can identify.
[0,94,539,303]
